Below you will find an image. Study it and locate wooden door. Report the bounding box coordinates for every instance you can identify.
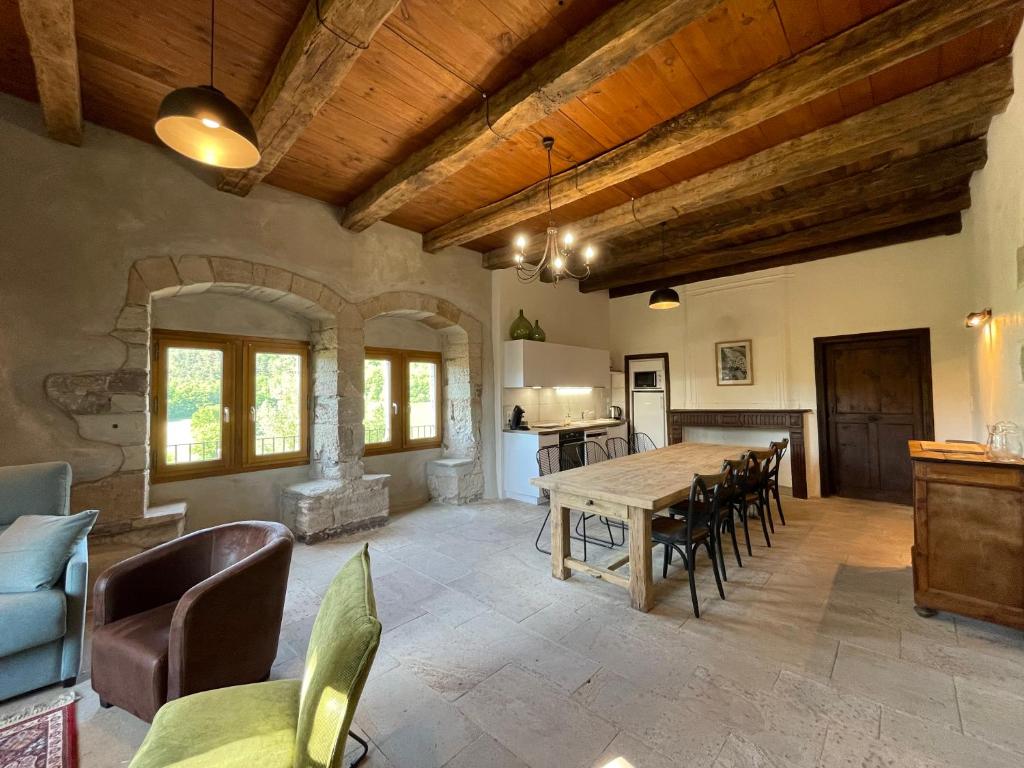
[815,329,934,504]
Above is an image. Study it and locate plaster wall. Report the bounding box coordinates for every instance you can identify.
[151,292,312,339]
[963,29,1024,436]
[609,236,975,496]
[0,94,496,526]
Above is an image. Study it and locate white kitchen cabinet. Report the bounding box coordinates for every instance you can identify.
[503,340,610,388]
[502,431,557,504]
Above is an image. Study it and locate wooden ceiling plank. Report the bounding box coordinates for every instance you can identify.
[483,57,1012,269]
[339,0,723,232]
[425,0,1020,253]
[584,186,971,293]
[606,214,963,297]
[604,139,986,268]
[218,0,401,197]
[17,0,82,145]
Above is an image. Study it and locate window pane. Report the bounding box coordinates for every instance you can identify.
[165,347,223,464]
[408,360,438,441]
[254,352,303,456]
[364,358,392,445]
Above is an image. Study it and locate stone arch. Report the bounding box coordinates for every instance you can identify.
[357,291,485,503]
[47,257,484,539]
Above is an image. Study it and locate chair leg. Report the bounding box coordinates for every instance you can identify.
[705,540,725,600]
[348,730,370,768]
[758,499,772,548]
[715,522,728,582]
[534,508,551,555]
[774,486,786,526]
[728,519,743,568]
[739,504,752,557]
[763,491,776,533]
[663,542,672,579]
[684,544,700,618]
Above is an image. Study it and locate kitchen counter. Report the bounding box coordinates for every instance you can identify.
[503,419,626,436]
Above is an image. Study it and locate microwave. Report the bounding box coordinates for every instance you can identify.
[633,370,662,390]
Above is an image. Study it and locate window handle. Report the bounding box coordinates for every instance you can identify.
[392,402,399,415]
[223,406,230,423]
[250,406,256,421]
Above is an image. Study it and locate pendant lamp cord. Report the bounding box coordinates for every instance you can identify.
[209,0,216,87]
[546,145,553,219]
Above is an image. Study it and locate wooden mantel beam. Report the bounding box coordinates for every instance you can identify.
[425,0,1020,253]
[18,0,82,145]
[606,215,964,298]
[339,0,723,232]
[484,58,1012,269]
[584,187,971,294]
[218,0,400,196]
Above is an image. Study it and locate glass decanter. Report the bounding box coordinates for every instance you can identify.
[987,421,1024,461]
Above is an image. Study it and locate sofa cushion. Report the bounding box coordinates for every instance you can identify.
[0,589,66,656]
[129,679,299,768]
[92,601,176,722]
[0,509,97,592]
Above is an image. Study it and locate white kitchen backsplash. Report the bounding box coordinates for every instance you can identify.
[503,387,608,426]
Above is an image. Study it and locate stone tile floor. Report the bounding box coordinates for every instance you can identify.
[4,494,1024,767]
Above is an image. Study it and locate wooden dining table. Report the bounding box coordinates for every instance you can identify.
[531,442,754,612]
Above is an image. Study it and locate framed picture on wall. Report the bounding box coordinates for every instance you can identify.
[716,340,753,386]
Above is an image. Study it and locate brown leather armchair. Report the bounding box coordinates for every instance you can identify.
[91,521,294,722]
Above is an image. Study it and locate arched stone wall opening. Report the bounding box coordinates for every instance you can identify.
[46,256,485,542]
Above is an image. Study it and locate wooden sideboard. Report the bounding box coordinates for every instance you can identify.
[668,409,810,498]
[910,440,1024,630]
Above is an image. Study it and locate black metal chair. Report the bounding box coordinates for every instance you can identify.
[766,438,788,526]
[534,445,562,556]
[572,441,624,548]
[655,470,729,617]
[629,432,657,454]
[721,455,758,557]
[606,436,629,459]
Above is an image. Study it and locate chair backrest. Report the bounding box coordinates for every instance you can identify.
[294,544,381,768]
[721,454,759,493]
[768,438,789,481]
[746,449,773,490]
[685,469,731,538]
[606,436,629,459]
[0,461,71,527]
[577,440,608,466]
[629,432,657,454]
[536,445,561,477]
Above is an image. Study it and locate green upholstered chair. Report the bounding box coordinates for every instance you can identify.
[129,544,381,768]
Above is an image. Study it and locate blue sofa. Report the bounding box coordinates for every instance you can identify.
[0,462,89,701]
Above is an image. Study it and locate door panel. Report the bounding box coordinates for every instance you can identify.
[818,330,933,504]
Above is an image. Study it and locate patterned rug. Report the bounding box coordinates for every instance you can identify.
[0,692,78,768]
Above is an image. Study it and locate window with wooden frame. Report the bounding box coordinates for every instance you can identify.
[363,347,443,455]
[151,330,310,482]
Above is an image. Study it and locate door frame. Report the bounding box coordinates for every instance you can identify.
[624,352,671,431]
[813,328,935,498]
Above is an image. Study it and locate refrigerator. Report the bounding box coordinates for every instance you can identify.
[632,390,667,448]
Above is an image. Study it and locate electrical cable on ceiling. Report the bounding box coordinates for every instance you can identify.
[314,0,371,49]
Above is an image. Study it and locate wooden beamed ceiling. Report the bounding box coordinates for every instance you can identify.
[1,0,1021,292]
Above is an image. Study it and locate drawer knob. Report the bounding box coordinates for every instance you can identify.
[586,499,594,506]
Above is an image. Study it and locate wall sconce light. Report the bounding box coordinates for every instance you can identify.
[965,308,992,328]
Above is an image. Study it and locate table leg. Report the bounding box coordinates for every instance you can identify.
[551,493,570,580]
[628,505,653,611]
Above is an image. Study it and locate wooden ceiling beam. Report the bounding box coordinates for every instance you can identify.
[606,215,964,298]
[218,0,400,197]
[339,0,722,232]
[602,139,986,270]
[583,187,971,293]
[17,0,82,145]
[484,58,1011,269]
[427,0,1020,253]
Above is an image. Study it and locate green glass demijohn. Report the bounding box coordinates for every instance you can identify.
[509,309,533,340]
[530,320,546,342]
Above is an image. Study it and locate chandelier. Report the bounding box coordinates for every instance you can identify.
[512,137,595,284]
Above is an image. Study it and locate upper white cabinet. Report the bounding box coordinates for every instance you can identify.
[503,340,609,388]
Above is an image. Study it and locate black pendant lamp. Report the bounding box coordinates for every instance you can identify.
[648,223,680,310]
[154,0,260,169]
